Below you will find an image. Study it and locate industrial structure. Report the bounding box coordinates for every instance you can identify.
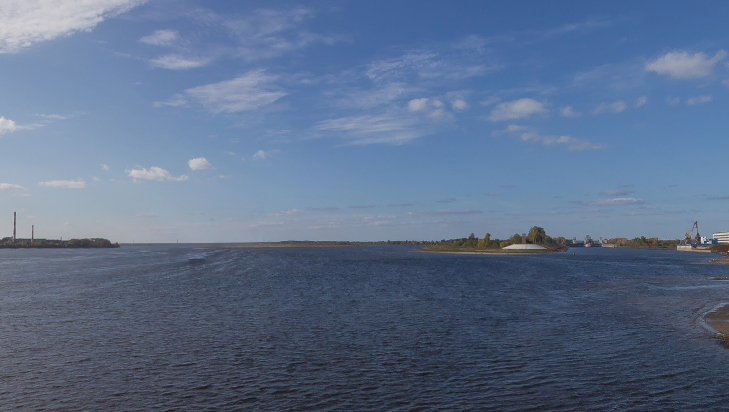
[713,231,729,244]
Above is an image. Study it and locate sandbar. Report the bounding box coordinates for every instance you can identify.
[703,304,729,336]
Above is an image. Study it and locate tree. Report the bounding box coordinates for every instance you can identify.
[527,226,547,244]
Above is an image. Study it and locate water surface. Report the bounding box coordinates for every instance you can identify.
[0,246,727,410]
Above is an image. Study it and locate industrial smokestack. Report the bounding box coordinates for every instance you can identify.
[31,225,34,242]
[12,212,16,243]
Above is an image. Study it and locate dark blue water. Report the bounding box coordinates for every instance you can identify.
[1,246,728,410]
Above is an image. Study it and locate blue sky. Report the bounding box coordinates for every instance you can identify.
[2,0,729,243]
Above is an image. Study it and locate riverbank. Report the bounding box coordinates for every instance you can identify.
[703,304,729,341]
[417,248,561,255]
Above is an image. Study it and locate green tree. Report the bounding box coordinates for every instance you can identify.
[527,226,547,244]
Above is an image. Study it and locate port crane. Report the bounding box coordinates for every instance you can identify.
[684,221,701,245]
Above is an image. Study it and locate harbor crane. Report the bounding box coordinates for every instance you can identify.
[684,221,701,245]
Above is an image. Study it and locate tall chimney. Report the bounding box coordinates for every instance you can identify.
[31,225,34,242]
[12,212,16,243]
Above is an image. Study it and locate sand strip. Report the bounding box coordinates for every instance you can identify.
[703,303,729,336]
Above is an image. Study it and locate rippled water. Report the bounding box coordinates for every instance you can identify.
[1,245,729,410]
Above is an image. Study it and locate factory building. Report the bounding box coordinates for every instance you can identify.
[713,232,729,244]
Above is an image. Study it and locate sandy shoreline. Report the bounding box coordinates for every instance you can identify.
[703,303,729,336]
[416,249,556,256]
[710,256,729,264]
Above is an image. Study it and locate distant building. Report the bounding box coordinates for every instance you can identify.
[713,232,729,244]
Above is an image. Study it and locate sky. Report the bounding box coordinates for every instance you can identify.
[1,0,729,243]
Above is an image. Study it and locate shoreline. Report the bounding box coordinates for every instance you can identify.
[416,249,555,256]
[703,303,729,337]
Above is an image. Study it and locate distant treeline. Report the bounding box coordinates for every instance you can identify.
[424,226,567,251]
[0,238,119,248]
[604,237,679,249]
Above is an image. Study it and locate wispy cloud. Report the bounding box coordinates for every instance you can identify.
[366,51,492,83]
[408,210,483,216]
[146,6,343,69]
[268,209,304,217]
[645,50,726,79]
[0,183,29,196]
[315,114,423,145]
[182,70,287,113]
[150,54,212,70]
[126,166,188,182]
[153,94,187,108]
[686,95,712,105]
[349,205,376,209]
[593,100,627,114]
[635,96,647,108]
[436,198,458,203]
[39,179,85,189]
[0,0,145,53]
[574,197,646,206]
[599,189,634,196]
[252,150,275,160]
[489,98,547,121]
[140,29,178,46]
[560,106,582,118]
[494,125,604,151]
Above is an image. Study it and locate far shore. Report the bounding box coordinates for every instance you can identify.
[416,249,558,256]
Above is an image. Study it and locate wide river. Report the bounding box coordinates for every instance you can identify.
[1,245,728,410]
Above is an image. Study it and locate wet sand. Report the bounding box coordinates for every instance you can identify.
[710,256,729,264]
[703,304,729,335]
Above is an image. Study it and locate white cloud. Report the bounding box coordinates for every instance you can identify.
[635,96,647,108]
[153,94,187,108]
[150,54,212,70]
[135,212,158,219]
[188,157,212,170]
[686,95,712,105]
[579,197,646,206]
[645,50,726,79]
[599,189,634,196]
[0,183,25,191]
[101,164,110,171]
[366,51,492,83]
[408,98,429,112]
[496,125,604,151]
[36,113,73,121]
[723,79,729,88]
[489,98,546,121]
[0,116,18,135]
[315,114,422,145]
[126,166,188,182]
[39,179,85,189]
[252,150,273,160]
[666,96,680,105]
[408,210,483,216]
[0,0,145,53]
[183,70,287,113]
[593,100,627,114]
[140,29,177,46]
[451,99,469,111]
[560,106,582,117]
